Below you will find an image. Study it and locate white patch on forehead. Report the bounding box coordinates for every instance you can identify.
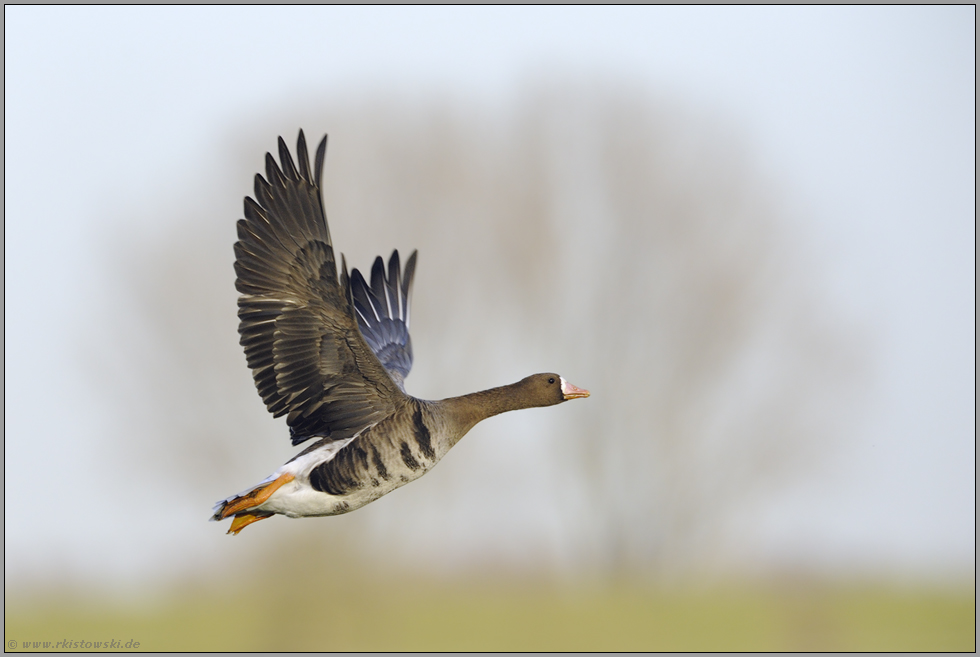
[560,376,569,395]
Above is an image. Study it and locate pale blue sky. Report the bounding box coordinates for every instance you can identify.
[4,6,975,581]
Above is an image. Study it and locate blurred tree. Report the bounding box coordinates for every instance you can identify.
[98,81,861,578]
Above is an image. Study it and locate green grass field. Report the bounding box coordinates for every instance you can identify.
[6,574,974,651]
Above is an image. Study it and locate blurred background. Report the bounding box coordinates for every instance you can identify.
[4,6,975,651]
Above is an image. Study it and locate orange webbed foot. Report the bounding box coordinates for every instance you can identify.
[218,473,295,521]
[228,511,274,535]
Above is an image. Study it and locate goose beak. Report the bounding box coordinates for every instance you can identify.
[560,377,590,400]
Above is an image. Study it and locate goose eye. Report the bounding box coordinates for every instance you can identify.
[548,377,555,384]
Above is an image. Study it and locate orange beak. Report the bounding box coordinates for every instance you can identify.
[560,378,590,400]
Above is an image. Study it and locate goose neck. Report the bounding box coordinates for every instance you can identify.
[439,381,536,433]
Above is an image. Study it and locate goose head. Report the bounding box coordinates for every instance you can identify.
[517,373,590,407]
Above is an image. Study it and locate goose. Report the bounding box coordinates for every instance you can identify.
[211,131,590,535]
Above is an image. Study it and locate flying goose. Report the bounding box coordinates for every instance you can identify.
[211,131,589,534]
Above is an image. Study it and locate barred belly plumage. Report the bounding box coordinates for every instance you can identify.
[308,401,439,500]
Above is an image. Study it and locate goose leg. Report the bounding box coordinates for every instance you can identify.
[218,472,295,520]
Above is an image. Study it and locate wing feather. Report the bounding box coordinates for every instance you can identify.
[235,131,405,446]
[350,249,418,391]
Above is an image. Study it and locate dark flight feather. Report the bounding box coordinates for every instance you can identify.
[234,130,407,446]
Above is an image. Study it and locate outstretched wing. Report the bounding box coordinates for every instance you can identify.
[234,131,404,446]
[350,249,418,392]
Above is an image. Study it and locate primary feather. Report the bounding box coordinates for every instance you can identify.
[233,132,404,446]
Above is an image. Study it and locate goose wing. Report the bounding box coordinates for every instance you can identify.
[350,249,418,392]
[234,131,404,446]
